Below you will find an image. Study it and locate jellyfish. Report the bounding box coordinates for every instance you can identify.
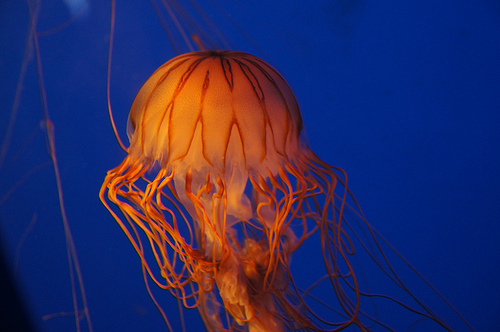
[99,50,464,331]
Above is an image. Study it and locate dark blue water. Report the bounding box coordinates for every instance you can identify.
[1,1,499,331]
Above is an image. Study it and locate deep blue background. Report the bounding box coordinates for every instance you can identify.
[1,0,499,331]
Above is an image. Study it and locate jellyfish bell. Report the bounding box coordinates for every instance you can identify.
[127,51,304,234]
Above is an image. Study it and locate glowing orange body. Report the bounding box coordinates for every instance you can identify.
[100,51,454,331]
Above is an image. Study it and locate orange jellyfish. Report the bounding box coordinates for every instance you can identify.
[100,50,459,331]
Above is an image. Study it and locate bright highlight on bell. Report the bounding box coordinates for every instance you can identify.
[100,50,452,331]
